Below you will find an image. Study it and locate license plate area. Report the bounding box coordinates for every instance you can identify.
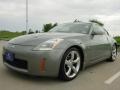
[4,52,14,62]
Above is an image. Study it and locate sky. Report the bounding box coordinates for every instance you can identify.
[0,0,120,36]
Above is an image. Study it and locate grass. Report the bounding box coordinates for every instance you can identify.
[0,30,120,44]
[0,31,25,41]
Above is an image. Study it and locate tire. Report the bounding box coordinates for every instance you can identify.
[108,44,117,62]
[59,48,81,81]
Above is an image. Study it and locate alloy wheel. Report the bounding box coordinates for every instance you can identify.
[112,45,117,60]
[64,50,80,78]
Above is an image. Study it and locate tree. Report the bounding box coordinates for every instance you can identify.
[52,23,58,28]
[42,23,58,32]
[21,31,26,35]
[28,28,34,34]
[89,19,104,26]
[73,19,82,23]
[74,19,80,22]
[35,30,39,33]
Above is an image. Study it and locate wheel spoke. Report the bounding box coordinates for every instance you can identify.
[113,54,116,58]
[112,47,117,58]
[73,57,80,64]
[71,66,77,74]
[66,67,72,76]
[65,60,70,67]
[70,51,75,60]
[113,50,116,53]
[65,60,69,65]
[112,46,117,60]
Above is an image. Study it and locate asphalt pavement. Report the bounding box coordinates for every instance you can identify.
[0,41,120,90]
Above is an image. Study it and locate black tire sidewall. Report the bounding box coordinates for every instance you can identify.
[59,48,81,81]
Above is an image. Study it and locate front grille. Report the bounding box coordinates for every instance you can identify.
[3,55,28,70]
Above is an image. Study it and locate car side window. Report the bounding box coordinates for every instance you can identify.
[93,24,105,34]
[70,24,90,34]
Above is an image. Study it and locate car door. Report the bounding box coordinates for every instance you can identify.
[86,24,111,62]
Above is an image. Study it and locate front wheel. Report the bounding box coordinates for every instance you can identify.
[59,48,81,81]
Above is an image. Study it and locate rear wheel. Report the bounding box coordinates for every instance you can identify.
[59,48,81,81]
[108,44,117,61]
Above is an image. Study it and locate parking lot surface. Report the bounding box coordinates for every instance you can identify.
[0,41,120,90]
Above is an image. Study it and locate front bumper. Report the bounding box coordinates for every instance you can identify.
[2,44,64,77]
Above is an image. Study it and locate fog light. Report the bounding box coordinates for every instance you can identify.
[40,58,46,72]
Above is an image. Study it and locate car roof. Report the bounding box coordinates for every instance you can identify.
[75,21,105,27]
[62,21,103,27]
[63,22,92,25]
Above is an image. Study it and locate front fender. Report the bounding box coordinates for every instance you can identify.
[56,39,87,70]
[56,39,86,53]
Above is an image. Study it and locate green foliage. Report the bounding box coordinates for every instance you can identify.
[73,19,81,22]
[28,28,34,34]
[52,23,58,28]
[0,30,25,40]
[89,19,104,26]
[42,23,58,32]
[21,31,26,35]
[35,30,39,33]
[114,36,120,44]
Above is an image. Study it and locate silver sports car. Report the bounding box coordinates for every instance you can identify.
[2,22,117,81]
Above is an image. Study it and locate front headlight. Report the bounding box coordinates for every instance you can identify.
[33,38,64,51]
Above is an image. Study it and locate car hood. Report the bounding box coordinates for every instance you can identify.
[8,33,85,46]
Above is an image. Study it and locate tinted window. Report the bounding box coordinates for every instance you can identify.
[49,23,91,34]
[93,24,105,34]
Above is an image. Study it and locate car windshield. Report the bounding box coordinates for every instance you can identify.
[49,23,91,34]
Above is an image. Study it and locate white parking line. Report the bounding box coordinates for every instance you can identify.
[104,71,120,85]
